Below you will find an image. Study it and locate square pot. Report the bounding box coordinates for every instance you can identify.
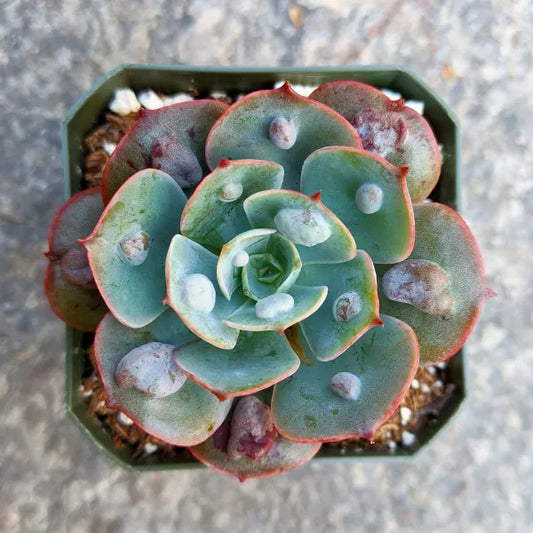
[63,65,464,470]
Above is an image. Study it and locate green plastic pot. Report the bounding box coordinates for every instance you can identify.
[63,65,464,471]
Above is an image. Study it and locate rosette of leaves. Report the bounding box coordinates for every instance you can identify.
[45,82,493,480]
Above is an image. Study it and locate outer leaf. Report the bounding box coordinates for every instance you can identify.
[45,188,107,331]
[102,99,229,203]
[165,235,244,349]
[271,315,419,442]
[310,81,442,203]
[224,285,327,333]
[190,392,321,482]
[244,189,356,264]
[216,228,276,300]
[298,250,382,361]
[205,82,362,190]
[94,311,231,446]
[190,431,321,482]
[376,202,494,365]
[180,159,284,250]
[45,262,107,332]
[174,331,300,400]
[301,147,414,264]
[82,170,187,328]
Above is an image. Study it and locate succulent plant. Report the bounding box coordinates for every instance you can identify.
[45,80,493,480]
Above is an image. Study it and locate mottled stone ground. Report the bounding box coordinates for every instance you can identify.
[1,1,531,531]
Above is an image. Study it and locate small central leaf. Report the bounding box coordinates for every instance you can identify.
[241,235,302,301]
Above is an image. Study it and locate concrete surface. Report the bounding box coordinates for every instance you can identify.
[0,0,531,531]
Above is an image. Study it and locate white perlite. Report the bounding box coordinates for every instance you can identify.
[118,229,150,266]
[137,89,194,109]
[401,431,416,447]
[355,183,384,214]
[269,116,297,149]
[117,412,134,426]
[109,88,141,115]
[330,372,362,401]
[220,182,243,202]
[400,406,412,425]
[115,342,187,399]
[332,291,362,322]
[143,443,159,455]
[255,293,294,319]
[137,89,165,110]
[233,250,250,267]
[182,273,216,314]
[274,207,331,247]
[103,142,116,155]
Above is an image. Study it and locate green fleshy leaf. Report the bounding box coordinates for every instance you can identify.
[45,187,107,331]
[376,202,494,365]
[165,235,244,349]
[102,100,228,203]
[83,170,187,328]
[310,81,442,203]
[180,159,284,251]
[216,228,276,300]
[298,250,381,361]
[45,261,107,332]
[224,285,327,333]
[271,315,419,442]
[301,147,414,264]
[244,189,356,264]
[205,83,361,190]
[94,312,231,446]
[174,331,300,400]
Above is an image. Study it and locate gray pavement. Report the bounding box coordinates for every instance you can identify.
[1,1,531,532]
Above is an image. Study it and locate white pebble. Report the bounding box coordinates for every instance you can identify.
[103,142,117,155]
[436,362,447,370]
[163,93,194,106]
[220,182,243,202]
[421,383,431,394]
[274,207,331,247]
[400,406,412,425]
[330,372,362,401]
[137,89,165,110]
[410,378,420,390]
[355,183,383,214]
[427,366,436,375]
[109,88,141,115]
[388,440,397,451]
[433,380,444,388]
[405,100,425,115]
[143,443,158,454]
[118,412,134,426]
[182,273,217,314]
[381,88,402,100]
[332,291,362,322]
[210,90,227,99]
[269,116,297,150]
[255,293,294,320]
[119,229,150,266]
[401,431,416,447]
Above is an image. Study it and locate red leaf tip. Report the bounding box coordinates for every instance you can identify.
[310,190,322,202]
[219,159,232,168]
[482,286,497,301]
